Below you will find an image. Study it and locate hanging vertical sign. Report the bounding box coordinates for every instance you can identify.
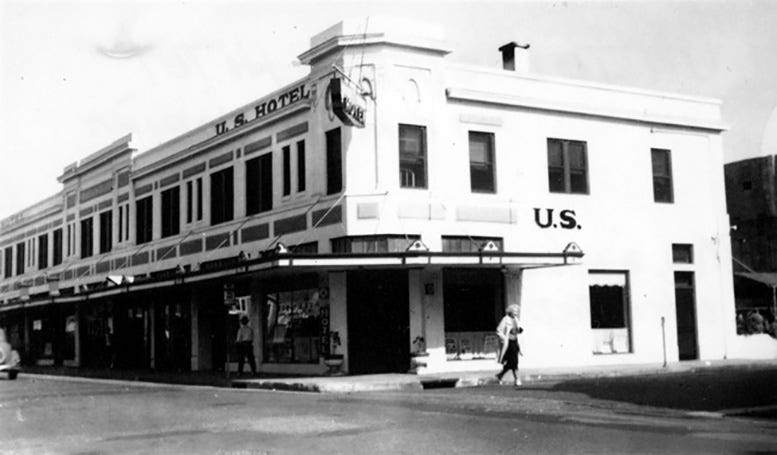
[328,77,366,128]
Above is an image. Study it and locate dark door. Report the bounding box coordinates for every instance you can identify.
[674,271,698,360]
[347,270,410,374]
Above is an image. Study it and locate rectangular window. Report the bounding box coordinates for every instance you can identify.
[672,243,693,264]
[297,140,306,192]
[52,228,63,266]
[547,138,588,194]
[15,243,24,275]
[186,181,193,224]
[196,178,203,221]
[443,269,503,360]
[99,210,112,254]
[38,233,48,269]
[136,197,153,244]
[66,224,72,256]
[80,217,94,258]
[469,131,496,193]
[161,186,180,238]
[399,124,427,188]
[589,271,631,354]
[210,167,234,225]
[282,145,291,196]
[246,153,273,215]
[4,247,12,278]
[331,235,421,254]
[263,286,323,363]
[651,148,674,203]
[326,128,343,195]
[441,236,503,253]
[118,205,124,242]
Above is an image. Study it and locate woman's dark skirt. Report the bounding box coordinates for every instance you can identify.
[502,339,519,370]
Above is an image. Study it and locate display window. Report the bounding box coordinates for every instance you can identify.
[264,287,326,363]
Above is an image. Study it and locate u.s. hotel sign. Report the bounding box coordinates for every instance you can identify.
[213,84,309,136]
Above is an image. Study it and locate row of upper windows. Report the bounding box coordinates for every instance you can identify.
[398,124,675,203]
[0,128,344,279]
[1,123,676,279]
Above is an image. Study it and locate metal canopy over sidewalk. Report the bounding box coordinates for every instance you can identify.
[0,244,584,312]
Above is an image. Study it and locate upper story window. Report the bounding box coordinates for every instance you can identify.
[80,217,94,258]
[297,140,306,193]
[282,145,292,197]
[399,124,427,189]
[38,233,48,269]
[117,203,129,243]
[246,153,273,216]
[16,242,25,275]
[52,228,63,266]
[331,235,421,254]
[185,178,203,224]
[547,138,588,194]
[161,186,180,238]
[672,243,693,264]
[4,247,12,278]
[66,222,75,257]
[326,128,343,195]
[99,210,112,254]
[136,196,153,245]
[651,148,674,203]
[469,131,496,193]
[210,167,234,225]
[442,236,503,253]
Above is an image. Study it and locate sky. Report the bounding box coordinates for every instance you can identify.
[1,0,777,218]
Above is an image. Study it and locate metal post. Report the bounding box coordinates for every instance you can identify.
[661,316,667,368]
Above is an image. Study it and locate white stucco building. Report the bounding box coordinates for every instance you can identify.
[0,18,739,375]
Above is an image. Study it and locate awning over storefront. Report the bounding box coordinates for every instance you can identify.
[0,245,583,312]
[735,272,777,287]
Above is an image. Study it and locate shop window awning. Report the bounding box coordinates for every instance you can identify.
[735,272,777,287]
[0,245,584,311]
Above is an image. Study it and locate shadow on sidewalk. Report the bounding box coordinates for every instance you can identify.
[545,365,777,413]
[20,365,297,388]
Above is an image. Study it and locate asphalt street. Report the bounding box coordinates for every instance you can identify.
[2,367,777,454]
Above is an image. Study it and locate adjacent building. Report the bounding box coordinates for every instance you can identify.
[725,154,777,336]
[0,18,742,375]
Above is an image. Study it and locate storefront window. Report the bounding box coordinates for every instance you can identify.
[443,269,503,360]
[264,288,325,363]
[589,271,632,354]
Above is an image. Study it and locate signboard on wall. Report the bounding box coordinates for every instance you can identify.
[328,77,366,128]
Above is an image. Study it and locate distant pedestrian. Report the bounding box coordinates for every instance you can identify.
[235,315,256,376]
[747,310,765,334]
[496,304,523,387]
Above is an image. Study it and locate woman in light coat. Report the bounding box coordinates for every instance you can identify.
[496,304,523,386]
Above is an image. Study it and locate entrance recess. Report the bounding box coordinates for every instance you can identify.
[674,271,698,360]
[347,270,409,374]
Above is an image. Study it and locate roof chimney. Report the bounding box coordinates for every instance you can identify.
[498,41,530,72]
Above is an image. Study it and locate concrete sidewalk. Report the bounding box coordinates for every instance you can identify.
[230,358,777,393]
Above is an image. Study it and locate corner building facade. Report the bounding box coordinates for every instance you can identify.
[0,18,739,375]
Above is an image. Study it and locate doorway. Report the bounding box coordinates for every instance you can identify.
[674,271,698,360]
[347,270,410,374]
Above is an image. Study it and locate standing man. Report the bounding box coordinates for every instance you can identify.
[235,315,256,376]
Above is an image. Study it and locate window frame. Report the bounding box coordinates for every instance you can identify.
[161,186,181,238]
[210,166,234,226]
[547,138,589,194]
[399,124,428,189]
[80,217,94,259]
[651,148,674,203]
[468,131,496,193]
[588,270,632,355]
[99,210,113,254]
[326,128,343,195]
[135,196,154,245]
